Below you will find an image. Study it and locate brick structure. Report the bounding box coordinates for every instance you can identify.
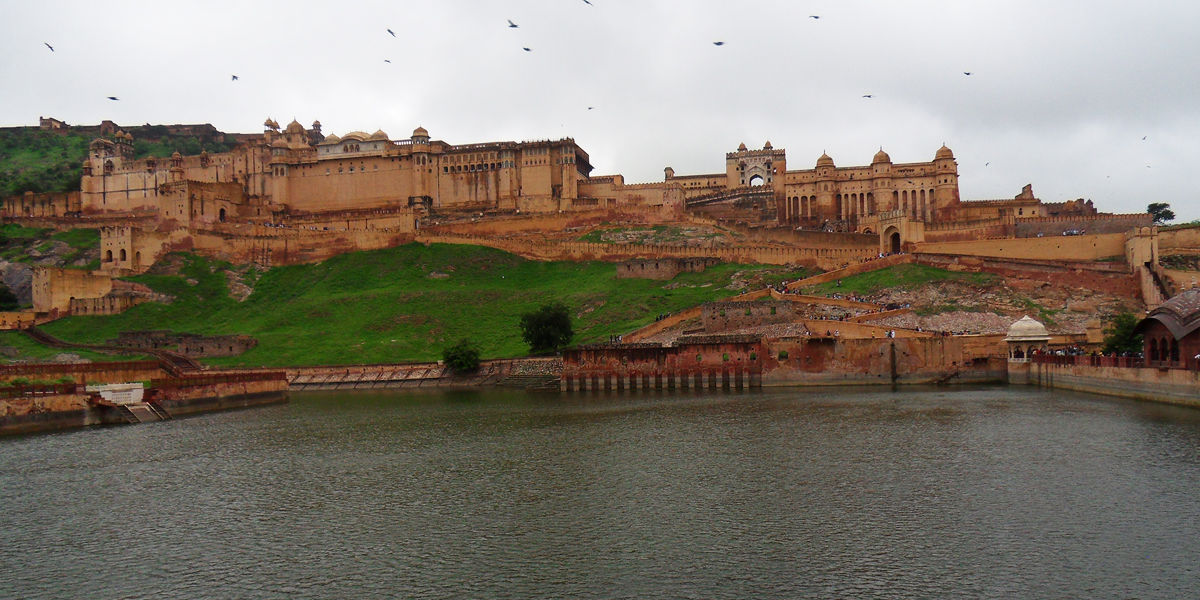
[106,330,258,358]
[702,300,796,333]
[615,257,719,279]
[561,335,763,390]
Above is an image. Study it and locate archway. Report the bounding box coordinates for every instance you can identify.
[119,249,126,262]
[219,208,226,222]
[105,250,113,262]
[748,175,764,187]
[883,226,902,254]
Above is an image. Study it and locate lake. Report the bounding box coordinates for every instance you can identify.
[2,386,1200,599]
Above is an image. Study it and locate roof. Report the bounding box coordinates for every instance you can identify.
[1136,288,1200,340]
[1004,315,1050,342]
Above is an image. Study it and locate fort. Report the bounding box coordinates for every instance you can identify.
[1,115,1198,434]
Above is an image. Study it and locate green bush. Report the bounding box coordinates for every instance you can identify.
[778,350,789,360]
[519,302,574,354]
[442,338,481,372]
[1103,311,1143,355]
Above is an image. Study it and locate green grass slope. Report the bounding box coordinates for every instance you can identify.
[41,243,808,367]
[0,331,148,364]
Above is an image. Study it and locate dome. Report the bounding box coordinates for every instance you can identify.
[763,141,772,150]
[285,119,305,134]
[271,138,288,148]
[1004,316,1050,342]
[342,131,369,142]
[171,151,182,159]
[737,142,747,151]
[872,149,891,163]
[264,117,274,128]
[368,129,389,141]
[312,120,322,128]
[935,144,954,160]
[322,133,341,144]
[1136,287,1200,340]
[816,153,835,168]
[412,126,429,138]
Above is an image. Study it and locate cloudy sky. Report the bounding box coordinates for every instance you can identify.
[2,0,1197,220]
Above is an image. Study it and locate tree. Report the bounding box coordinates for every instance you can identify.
[1102,311,1143,355]
[442,338,481,372]
[519,302,574,354]
[1148,203,1175,225]
[0,284,19,311]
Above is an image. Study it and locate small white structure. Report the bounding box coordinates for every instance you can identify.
[1004,316,1051,362]
[85,382,144,405]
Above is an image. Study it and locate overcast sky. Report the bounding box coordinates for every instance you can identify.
[2,0,1197,220]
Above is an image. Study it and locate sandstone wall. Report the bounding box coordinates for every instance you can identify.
[1160,225,1200,250]
[1017,361,1200,407]
[1015,214,1151,238]
[916,232,1127,261]
[31,267,112,314]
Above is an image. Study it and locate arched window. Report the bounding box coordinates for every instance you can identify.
[119,249,126,262]
[1171,339,1180,362]
[105,250,113,262]
[219,208,226,222]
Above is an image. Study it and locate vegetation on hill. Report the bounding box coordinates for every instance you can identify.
[39,243,811,367]
[0,127,236,197]
[0,331,149,364]
[804,264,998,296]
[0,223,101,270]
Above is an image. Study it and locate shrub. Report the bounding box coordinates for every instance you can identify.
[442,338,481,372]
[778,350,789,360]
[519,302,573,354]
[1103,311,1143,355]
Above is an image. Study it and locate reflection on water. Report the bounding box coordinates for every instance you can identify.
[2,386,1200,599]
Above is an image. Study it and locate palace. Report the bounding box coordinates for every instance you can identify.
[1,116,1152,271]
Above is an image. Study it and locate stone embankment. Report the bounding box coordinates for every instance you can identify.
[247,357,564,391]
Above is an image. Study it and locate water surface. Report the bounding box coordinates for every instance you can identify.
[2,386,1200,599]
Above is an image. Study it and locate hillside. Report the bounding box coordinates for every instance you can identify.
[39,243,811,367]
[0,127,236,197]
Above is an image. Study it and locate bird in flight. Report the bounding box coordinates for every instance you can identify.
[713,41,725,46]
[384,59,391,63]
[985,162,990,166]
[231,75,239,81]
[588,107,594,110]
[581,0,592,4]
[387,29,395,37]
[523,47,531,52]
[862,94,874,98]
[809,15,820,19]
[44,42,54,51]
[1142,136,1147,140]
[964,72,972,75]
[508,20,519,28]
[107,96,119,101]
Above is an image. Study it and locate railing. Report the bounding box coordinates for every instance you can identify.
[150,372,287,389]
[1031,355,1200,371]
[0,383,81,399]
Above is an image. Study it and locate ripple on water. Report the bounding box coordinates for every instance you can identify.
[2,387,1200,599]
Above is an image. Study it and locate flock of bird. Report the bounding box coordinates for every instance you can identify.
[38,8,1155,170]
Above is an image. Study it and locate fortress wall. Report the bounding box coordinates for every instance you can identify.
[703,301,797,333]
[787,254,916,289]
[284,157,415,213]
[413,233,873,269]
[915,232,1127,261]
[0,312,37,330]
[1015,214,1151,238]
[31,268,113,314]
[722,222,877,248]
[186,229,413,266]
[1160,225,1200,250]
[2,191,81,217]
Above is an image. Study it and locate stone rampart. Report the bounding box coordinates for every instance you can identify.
[761,336,1006,386]
[414,232,872,268]
[0,360,167,385]
[786,254,915,290]
[916,232,1127,261]
[1014,213,1151,238]
[1159,224,1200,250]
